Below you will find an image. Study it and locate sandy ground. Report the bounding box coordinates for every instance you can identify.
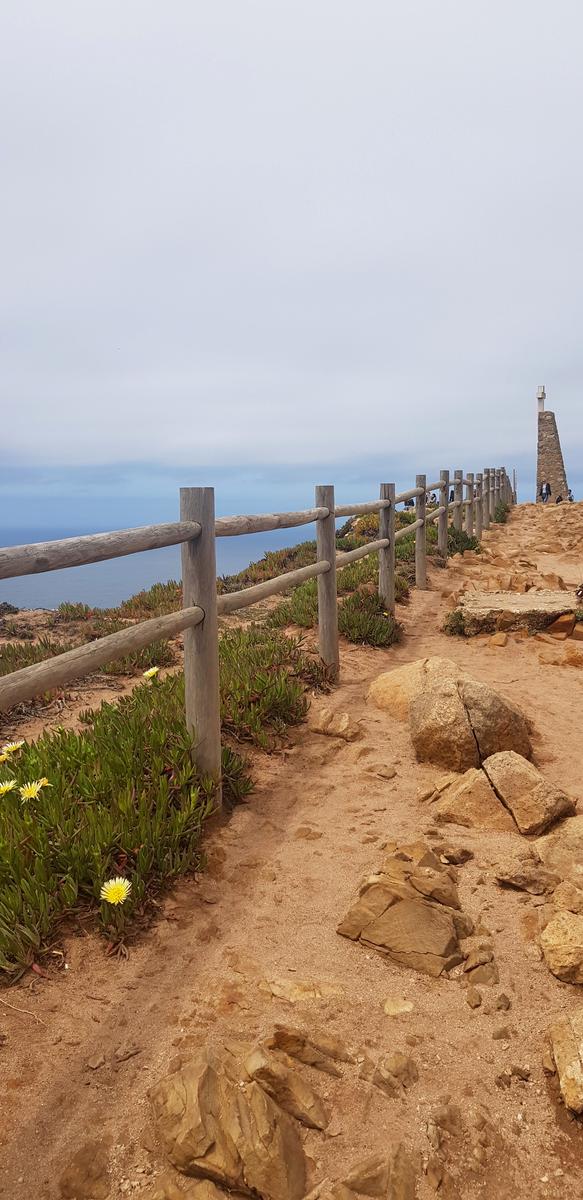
[1,503,583,1200]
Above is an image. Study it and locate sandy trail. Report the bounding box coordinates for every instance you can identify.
[1,503,583,1200]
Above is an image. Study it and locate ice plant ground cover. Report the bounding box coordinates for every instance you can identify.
[0,627,326,975]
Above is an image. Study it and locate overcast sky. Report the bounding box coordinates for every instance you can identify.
[2,0,583,524]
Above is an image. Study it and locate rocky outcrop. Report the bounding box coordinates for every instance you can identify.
[535,815,583,886]
[433,767,516,832]
[338,840,472,977]
[409,676,531,772]
[366,657,467,721]
[458,590,575,635]
[540,911,583,984]
[150,1045,307,1200]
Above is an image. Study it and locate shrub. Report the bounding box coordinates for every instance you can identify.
[55,601,97,622]
[443,608,467,636]
[0,636,75,678]
[218,626,327,747]
[447,527,480,556]
[494,501,510,524]
[338,591,402,647]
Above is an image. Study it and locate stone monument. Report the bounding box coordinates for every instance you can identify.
[536,385,569,502]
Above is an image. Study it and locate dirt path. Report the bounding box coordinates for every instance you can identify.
[2,503,583,1200]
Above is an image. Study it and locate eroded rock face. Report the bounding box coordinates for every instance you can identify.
[540,911,583,983]
[549,1007,583,1113]
[244,1045,329,1130]
[338,840,470,978]
[150,1046,306,1200]
[459,680,531,762]
[482,751,575,836]
[410,679,531,772]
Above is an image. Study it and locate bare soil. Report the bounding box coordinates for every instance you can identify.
[1,503,583,1200]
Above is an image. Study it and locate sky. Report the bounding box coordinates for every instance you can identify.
[2,0,583,533]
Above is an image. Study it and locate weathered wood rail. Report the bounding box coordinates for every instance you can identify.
[0,465,515,801]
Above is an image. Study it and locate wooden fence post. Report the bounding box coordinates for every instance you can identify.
[482,468,490,529]
[315,484,339,681]
[438,469,449,559]
[512,467,517,504]
[180,487,222,802]
[489,468,496,521]
[453,470,463,532]
[378,482,395,615]
[475,473,483,540]
[494,469,501,510]
[415,474,427,588]
[465,471,474,537]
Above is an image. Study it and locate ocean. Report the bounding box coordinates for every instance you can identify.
[0,526,315,611]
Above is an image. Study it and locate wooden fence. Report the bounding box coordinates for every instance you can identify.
[0,465,515,801]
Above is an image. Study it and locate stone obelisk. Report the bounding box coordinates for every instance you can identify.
[536,386,569,502]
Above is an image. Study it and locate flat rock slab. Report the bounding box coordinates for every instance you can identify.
[459,590,576,634]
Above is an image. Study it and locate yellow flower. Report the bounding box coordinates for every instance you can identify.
[19,779,49,801]
[142,666,160,680]
[0,754,7,765]
[0,780,16,796]
[100,877,132,905]
[2,740,25,755]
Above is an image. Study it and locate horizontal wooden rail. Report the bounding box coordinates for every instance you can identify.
[216,560,330,615]
[426,480,443,491]
[215,508,328,537]
[428,505,446,523]
[336,538,389,566]
[394,519,423,541]
[395,486,425,503]
[334,500,391,517]
[0,606,205,712]
[0,523,202,581]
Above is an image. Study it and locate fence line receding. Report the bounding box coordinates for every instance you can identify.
[0,466,515,804]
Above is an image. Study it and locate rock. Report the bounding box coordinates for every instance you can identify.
[260,979,343,1003]
[492,1026,511,1041]
[536,816,583,887]
[266,1026,351,1073]
[463,947,494,972]
[361,900,462,978]
[339,839,470,977]
[410,679,478,771]
[150,1174,187,1200]
[547,613,576,637]
[458,679,531,762]
[367,657,467,721]
[495,993,511,1011]
[309,708,361,741]
[434,768,515,833]
[432,1103,462,1136]
[495,861,560,894]
[87,1053,106,1071]
[466,987,482,1008]
[150,1046,306,1200]
[540,911,583,983]
[511,1064,531,1081]
[425,1158,444,1190]
[372,1051,418,1097]
[383,998,414,1017]
[343,1154,390,1196]
[459,590,576,635]
[388,1144,418,1200]
[436,844,474,865]
[244,1045,329,1129]
[548,1006,583,1112]
[59,1140,110,1199]
[553,881,583,914]
[489,632,508,647]
[482,752,575,835]
[466,962,499,986]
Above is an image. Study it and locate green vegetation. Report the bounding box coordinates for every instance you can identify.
[447,527,480,556]
[494,500,511,524]
[443,608,467,637]
[338,591,402,647]
[0,627,175,682]
[0,626,324,975]
[575,609,583,623]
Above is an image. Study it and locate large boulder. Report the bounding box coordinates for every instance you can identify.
[540,911,583,983]
[434,767,516,832]
[410,675,531,771]
[549,1006,583,1113]
[150,1046,306,1200]
[338,840,471,978]
[366,657,467,721]
[482,752,575,836]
